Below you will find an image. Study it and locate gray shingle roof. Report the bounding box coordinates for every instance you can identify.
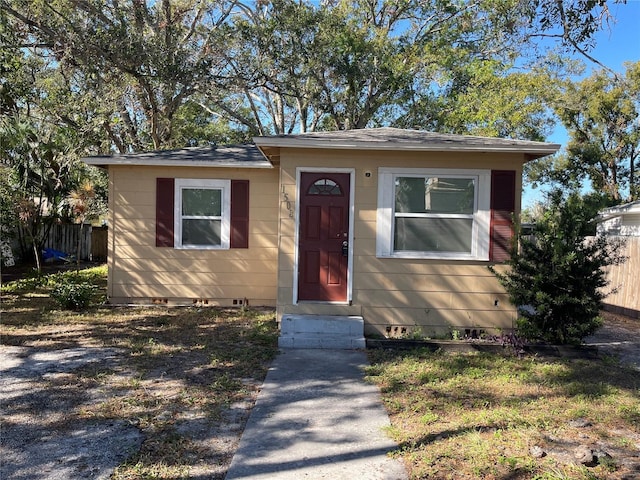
[254,127,560,159]
[83,144,272,168]
[83,128,560,168]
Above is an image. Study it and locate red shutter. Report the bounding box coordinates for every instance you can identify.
[490,170,516,262]
[156,178,175,247]
[230,180,249,249]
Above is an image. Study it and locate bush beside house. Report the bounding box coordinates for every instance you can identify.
[491,191,626,345]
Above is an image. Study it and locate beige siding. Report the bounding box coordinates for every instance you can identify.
[602,236,640,318]
[276,148,524,335]
[108,165,279,306]
[108,146,528,330]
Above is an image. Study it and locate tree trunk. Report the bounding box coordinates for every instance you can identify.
[76,222,84,266]
[32,241,41,273]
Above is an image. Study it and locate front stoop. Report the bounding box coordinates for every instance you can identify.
[278,315,366,349]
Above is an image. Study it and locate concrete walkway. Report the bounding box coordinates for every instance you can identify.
[225,349,408,480]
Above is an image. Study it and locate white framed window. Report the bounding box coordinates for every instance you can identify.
[377,168,490,260]
[174,179,231,249]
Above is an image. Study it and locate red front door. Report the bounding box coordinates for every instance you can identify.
[298,172,350,302]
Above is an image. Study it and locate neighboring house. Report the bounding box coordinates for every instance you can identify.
[597,200,640,236]
[85,128,559,342]
[597,200,640,318]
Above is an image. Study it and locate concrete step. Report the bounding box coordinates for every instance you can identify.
[280,315,364,335]
[278,335,366,349]
[279,315,366,350]
[278,303,363,317]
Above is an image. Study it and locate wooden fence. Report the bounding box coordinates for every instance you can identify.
[43,224,107,262]
[602,236,640,318]
[91,226,108,261]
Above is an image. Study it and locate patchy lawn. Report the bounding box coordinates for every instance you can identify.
[3,264,639,479]
[1,264,279,479]
[366,347,640,480]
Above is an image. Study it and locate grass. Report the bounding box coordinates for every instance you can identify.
[1,263,109,293]
[366,348,640,480]
[1,263,279,479]
[3,264,639,479]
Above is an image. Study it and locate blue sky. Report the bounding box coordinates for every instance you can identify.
[522,1,640,209]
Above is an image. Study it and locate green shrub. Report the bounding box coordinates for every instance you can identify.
[490,190,626,345]
[2,264,107,296]
[51,280,96,310]
[1,271,48,293]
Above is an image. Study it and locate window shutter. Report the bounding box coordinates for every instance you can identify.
[230,180,249,249]
[156,178,175,247]
[490,170,516,262]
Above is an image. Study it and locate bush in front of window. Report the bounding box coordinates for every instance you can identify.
[490,190,626,345]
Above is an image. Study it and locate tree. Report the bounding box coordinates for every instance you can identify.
[491,190,626,345]
[219,0,419,134]
[1,0,231,268]
[1,0,240,152]
[0,165,20,266]
[527,61,640,201]
[0,20,106,267]
[67,180,106,265]
[2,0,627,143]
[514,0,621,71]
[218,0,625,135]
[0,116,85,268]
[396,60,557,140]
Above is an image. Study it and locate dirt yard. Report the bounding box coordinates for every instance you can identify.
[585,311,640,371]
[1,264,638,479]
[0,282,279,480]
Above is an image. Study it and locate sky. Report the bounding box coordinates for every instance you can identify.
[522,0,640,209]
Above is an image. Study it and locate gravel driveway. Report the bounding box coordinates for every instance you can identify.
[1,312,638,479]
[1,346,144,480]
[584,312,640,371]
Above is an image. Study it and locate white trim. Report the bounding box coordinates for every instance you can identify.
[598,200,640,221]
[293,168,355,305]
[254,138,559,156]
[476,173,491,259]
[84,158,273,168]
[377,167,490,260]
[293,173,301,304]
[83,145,274,168]
[174,178,231,249]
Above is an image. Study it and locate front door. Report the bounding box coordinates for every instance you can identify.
[298,172,351,302]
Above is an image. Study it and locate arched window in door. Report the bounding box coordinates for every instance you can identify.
[307,178,343,196]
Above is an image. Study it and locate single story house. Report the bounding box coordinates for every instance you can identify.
[597,200,640,236]
[85,128,559,345]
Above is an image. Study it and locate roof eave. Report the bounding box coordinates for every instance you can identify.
[83,158,274,169]
[598,201,640,220]
[253,138,560,159]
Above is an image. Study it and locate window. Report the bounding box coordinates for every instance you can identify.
[377,168,491,260]
[174,179,231,249]
[307,178,343,196]
[156,178,249,249]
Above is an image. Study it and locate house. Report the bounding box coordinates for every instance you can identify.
[85,128,559,346]
[597,200,640,236]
